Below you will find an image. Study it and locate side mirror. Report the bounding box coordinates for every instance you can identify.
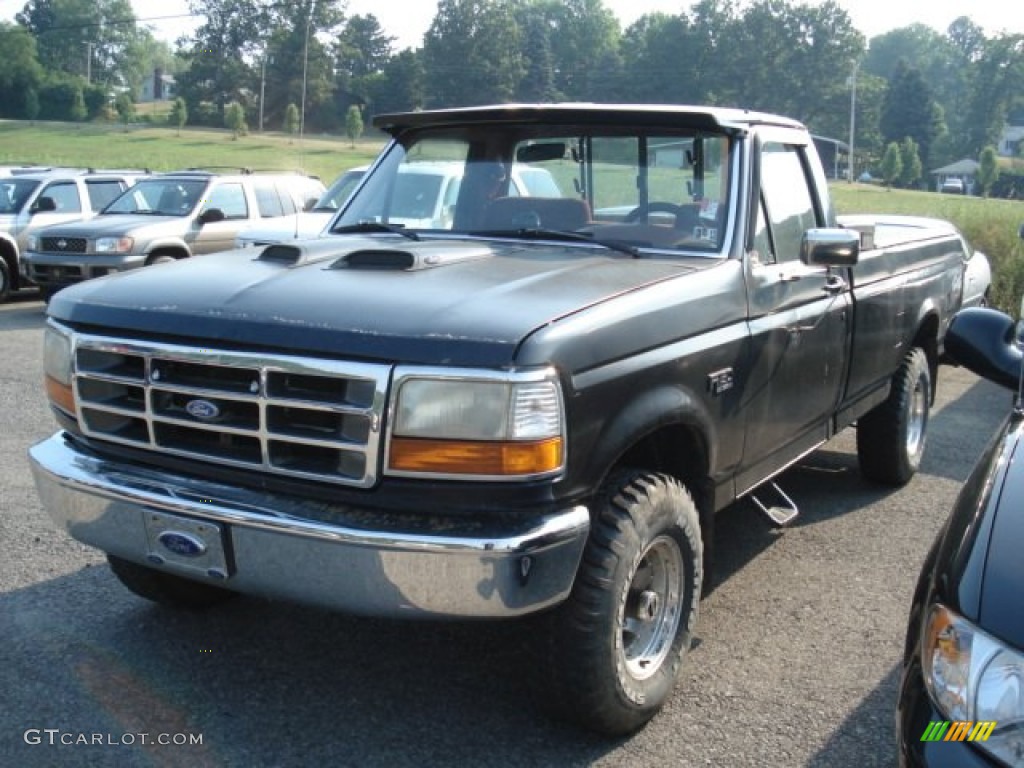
[198,208,226,224]
[32,196,57,214]
[946,307,1023,392]
[800,228,860,267]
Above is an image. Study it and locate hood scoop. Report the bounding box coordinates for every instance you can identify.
[258,244,305,265]
[331,241,494,271]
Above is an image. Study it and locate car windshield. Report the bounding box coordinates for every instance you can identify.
[315,170,366,211]
[0,178,41,214]
[103,179,209,216]
[332,123,734,254]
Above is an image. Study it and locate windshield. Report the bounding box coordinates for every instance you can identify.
[103,178,209,216]
[333,125,734,254]
[316,169,366,211]
[0,179,41,214]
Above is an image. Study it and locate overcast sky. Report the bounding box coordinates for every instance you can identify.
[1,0,1020,49]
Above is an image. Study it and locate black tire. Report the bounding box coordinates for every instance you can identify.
[857,347,931,485]
[145,253,178,266]
[107,554,236,610]
[0,258,10,304]
[538,470,702,736]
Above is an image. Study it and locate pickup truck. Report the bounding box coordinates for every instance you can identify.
[28,104,967,735]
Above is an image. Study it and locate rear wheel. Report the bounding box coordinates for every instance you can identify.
[857,347,931,485]
[538,470,702,735]
[0,258,10,303]
[107,555,236,610]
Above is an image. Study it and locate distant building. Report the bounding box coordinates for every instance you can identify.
[139,69,176,102]
[930,159,979,194]
[811,135,849,180]
[998,124,1023,157]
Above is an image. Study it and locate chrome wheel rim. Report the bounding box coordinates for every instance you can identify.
[621,534,684,680]
[907,377,927,457]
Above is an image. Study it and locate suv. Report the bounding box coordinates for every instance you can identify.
[234,161,563,247]
[23,169,325,298]
[0,167,148,302]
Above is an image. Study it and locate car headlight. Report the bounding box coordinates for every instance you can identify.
[26,234,38,251]
[94,236,134,253]
[43,322,76,417]
[387,368,564,478]
[922,604,1024,764]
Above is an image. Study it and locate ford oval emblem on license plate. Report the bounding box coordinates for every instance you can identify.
[186,398,221,421]
[157,531,207,558]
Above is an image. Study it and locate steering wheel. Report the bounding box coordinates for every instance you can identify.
[623,202,687,225]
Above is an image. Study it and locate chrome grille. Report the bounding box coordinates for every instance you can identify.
[41,236,88,253]
[72,334,390,488]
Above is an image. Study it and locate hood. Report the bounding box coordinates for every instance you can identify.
[38,214,187,239]
[236,212,334,244]
[48,235,699,367]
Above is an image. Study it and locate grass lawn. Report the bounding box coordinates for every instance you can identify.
[0,119,385,185]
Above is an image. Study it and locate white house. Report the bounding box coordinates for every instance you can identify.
[139,69,176,102]
[998,124,1023,157]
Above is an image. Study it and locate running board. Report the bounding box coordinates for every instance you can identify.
[749,482,799,527]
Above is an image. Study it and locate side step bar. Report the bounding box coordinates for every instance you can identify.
[749,482,799,527]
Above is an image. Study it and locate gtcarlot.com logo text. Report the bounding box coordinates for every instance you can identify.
[24,729,203,747]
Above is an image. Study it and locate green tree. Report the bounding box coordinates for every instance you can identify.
[367,48,424,114]
[336,14,394,79]
[423,0,524,107]
[115,92,135,126]
[881,61,945,169]
[880,142,903,187]
[898,136,923,188]
[69,84,87,121]
[283,102,299,141]
[17,0,145,86]
[24,88,40,122]
[344,104,363,147]
[225,101,247,138]
[169,97,187,135]
[514,8,560,101]
[977,145,1000,197]
[0,23,43,118]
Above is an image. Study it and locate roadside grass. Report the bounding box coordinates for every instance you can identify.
[831,183,1024,313]
[0,119,384,185]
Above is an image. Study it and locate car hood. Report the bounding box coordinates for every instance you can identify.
[48,235,705,367]
[37,214,188,239]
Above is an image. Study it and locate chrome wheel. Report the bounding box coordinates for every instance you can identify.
[621,534,684,681]
[906,377,927,459]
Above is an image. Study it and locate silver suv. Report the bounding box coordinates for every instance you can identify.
[23,168,324,298]
[0,167,148,302]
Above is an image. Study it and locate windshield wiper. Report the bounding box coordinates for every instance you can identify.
[477,228,640,258]
[332,221,420,241]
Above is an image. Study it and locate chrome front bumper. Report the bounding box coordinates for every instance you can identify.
[29,433,590,618]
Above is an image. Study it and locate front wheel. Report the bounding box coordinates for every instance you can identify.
[107,555,236,610]
[0,258,10,303]
[857,347,931,485]
[538,470,702,735]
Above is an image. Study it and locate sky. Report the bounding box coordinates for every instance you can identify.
[0,0,1020,49]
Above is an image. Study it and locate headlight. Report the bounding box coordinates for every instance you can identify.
[922,604,1024,764]
[94,236,134,253]
[387,369,564,478]
[26,234,38,251]
[43,322,76,417]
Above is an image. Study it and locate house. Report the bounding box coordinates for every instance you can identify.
[930,158,979,194]
[999,124,1023,158]
[139,69,176,103]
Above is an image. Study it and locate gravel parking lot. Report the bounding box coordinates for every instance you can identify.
[0,290,1010,767]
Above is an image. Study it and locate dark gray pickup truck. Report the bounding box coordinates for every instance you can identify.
[29,104,967,735]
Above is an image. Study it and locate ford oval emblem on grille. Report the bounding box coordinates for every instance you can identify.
[157,531,207,558]
[57,239,67,250]
[186,399,221,421]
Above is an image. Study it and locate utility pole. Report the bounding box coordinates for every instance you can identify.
[300,0,318,145]
[84,42,94,84]
[848,60,858,183]
[259,53,271,133]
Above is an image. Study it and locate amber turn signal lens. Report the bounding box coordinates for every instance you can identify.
[44,374,76,415]
[389,436,563,476]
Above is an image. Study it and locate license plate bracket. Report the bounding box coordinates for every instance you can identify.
[142,510,232,581]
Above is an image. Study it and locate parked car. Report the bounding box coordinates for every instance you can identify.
[941,178,966,195]
[234,166,368,248]
[234,161,564,248]
[896,226,1024,767]
[22,168,324,298]
[963,246,992,309]
[0,167,148,302]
